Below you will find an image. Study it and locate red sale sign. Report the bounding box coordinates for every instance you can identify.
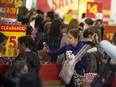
[104,26,116,41]
[5,4,17,18]
[86,2,103,18]
[0,24,26,56]
[0,0,14,7]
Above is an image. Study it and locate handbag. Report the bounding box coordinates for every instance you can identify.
[59,44,92,84]
[90,58,116,87]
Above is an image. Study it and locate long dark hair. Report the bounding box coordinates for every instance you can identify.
[49,19,62,36]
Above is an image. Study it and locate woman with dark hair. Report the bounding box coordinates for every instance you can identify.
[0,32,16,87]
[34,15,44,29]
[44,29,88,87]
[58,19,80,63]
[35,20,47,44]
[15,36,41,72]
[60,19,79,48]
[37,19,63,62]
[82,28,99,73]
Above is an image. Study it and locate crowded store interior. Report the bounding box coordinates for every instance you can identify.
[0,0,116,87]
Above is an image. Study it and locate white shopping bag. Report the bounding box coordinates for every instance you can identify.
[59,44,92,84]
[59,58,76,84]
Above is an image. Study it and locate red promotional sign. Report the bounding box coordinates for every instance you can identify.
[0,24,26,32]
[0,0,14,7]
[94,0,111,18]
[86,2,103,18]
[5,4,17,18]
[0,24,26,56]
[36,0,74,12]
[104,26,116,41]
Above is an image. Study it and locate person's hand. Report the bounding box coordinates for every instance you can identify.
[43,47,48,53]
[66,51,75,61]
[93,33,99,43]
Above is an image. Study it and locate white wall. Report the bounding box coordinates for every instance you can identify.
[26,0,36,10]
[109,0,116,24]
[26,0,33,10]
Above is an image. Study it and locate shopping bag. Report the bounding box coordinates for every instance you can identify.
[59,59,76,84]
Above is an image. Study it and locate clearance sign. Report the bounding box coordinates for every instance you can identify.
[104,26,116,41]
[0,24,26,57]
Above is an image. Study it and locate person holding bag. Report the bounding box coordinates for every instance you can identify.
[43,29,88,87]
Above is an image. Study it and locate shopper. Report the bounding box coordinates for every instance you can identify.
[0,32,16,87]
[44,29,88,87]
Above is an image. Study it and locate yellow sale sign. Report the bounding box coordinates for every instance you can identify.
[64,10,78,24]
[0,24,26,57]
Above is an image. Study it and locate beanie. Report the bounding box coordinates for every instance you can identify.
[84,18,94,25]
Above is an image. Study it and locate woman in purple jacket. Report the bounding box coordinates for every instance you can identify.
[44,29,88,87]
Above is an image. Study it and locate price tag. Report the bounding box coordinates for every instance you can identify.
[105,33,114,40]
[5,4,17,18]
[104,26,116,41]
[86,2,103,18]
[6,7,16,14]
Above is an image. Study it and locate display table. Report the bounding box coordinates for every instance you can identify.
[39,63,65,86]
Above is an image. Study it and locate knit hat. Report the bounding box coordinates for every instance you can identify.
[84,18,93,25]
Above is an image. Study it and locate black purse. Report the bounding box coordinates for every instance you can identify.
[90,58,116,87]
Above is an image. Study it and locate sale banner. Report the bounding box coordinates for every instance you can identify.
[36,0,111,19]
[0,24,26,57]
[86,2,103,18]
[104,26,116,41]
[5,4,17,18]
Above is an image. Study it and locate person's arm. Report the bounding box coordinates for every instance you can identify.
[48,45,67,58]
